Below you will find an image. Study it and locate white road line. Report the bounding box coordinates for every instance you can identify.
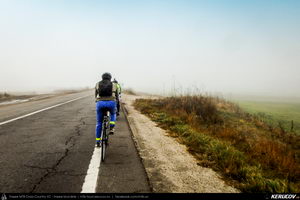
[81,147,102,193]
[0,93,102,192]
[0,95,89,126]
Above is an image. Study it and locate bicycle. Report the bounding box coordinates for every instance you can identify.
[101,109,110,162]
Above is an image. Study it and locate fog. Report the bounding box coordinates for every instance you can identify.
[0,0,299,98]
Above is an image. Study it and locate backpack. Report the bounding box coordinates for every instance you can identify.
[97,80,113,97]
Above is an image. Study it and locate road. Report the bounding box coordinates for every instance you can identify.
[0,90,150,193]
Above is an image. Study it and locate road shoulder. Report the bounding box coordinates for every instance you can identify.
[95,106,151,193]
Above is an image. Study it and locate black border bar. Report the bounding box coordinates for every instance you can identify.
[1,193,299,200]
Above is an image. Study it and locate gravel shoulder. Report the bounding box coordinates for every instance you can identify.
[122,94,239,193]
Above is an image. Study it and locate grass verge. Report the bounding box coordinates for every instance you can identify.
[134,96,299,193]
[0,92,35,103]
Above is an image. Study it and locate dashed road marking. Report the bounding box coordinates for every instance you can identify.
[0,94,102,192]
[0,95,89,126]
[81,147,102,193]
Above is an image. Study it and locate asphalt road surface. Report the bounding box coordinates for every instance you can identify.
[0,90,150,193]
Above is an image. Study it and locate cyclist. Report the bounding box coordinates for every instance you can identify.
[112,79,122,116]
[95,72,119,147]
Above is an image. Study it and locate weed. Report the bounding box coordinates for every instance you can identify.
[0,92,12,99]
[134,96,300,193]
[123,88,136,95]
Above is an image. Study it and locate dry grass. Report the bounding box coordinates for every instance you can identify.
[0,92,35,103]
[53,87,91,94]
[0,92,12,99]
[134,94,300,192]
[123,88,136,95]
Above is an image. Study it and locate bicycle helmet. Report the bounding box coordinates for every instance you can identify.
[113,78,118,83]
[102,72,112,80]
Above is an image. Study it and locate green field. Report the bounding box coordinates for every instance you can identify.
[236,100,300,134]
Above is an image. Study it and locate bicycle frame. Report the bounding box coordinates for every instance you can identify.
[101,110,110,162]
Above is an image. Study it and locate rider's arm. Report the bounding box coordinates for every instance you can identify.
[118,84,122,94]
[95,83,98,99]
[116,89,119,101]
[113,83,119,101]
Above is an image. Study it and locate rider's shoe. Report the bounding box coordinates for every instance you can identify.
[109,127,115,135]
[96,142,101,148]
[117,112,120,116]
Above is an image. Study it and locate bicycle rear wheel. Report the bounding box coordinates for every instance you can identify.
[101,129,106,162]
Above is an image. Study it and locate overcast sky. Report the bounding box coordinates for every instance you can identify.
[0,0,299,97]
